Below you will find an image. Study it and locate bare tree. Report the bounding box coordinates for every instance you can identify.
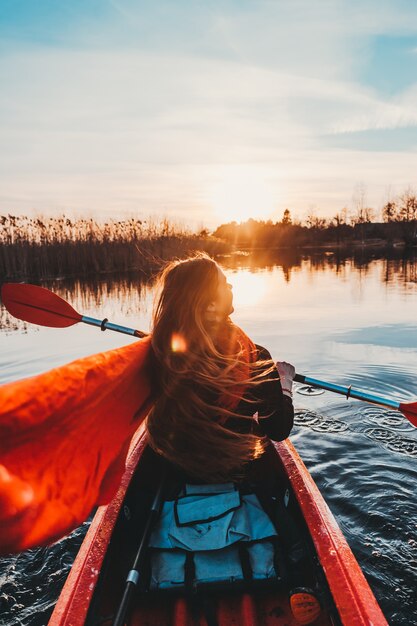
[332,207,348,227]
[398,187,417,222]
[305,208,327,230]
[397,187,417,245]
[351,182,374,224]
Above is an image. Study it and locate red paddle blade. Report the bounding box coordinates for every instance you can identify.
[400,401,417,428]
[1,283,82,328]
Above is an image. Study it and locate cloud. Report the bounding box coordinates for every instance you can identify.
[1,0,417,223]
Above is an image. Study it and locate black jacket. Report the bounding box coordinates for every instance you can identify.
[147,344,294,488]
[225,344,294,442]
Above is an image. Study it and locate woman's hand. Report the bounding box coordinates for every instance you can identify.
[276,361,295,396]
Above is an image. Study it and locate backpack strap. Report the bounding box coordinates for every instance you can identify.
[238,544,253,581]
[184,551,196,590]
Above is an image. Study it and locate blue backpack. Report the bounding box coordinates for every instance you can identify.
[148,482,280,589]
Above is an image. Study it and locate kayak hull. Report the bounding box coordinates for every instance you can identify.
[49,425,388,625]
[49,425,149,625]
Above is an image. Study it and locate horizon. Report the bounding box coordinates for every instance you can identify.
[1,208,411,234]
[1,1,417,227]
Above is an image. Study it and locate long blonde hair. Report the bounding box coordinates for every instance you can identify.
[146,253,272,482]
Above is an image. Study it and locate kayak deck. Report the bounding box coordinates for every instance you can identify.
[50,424,388,625]
[128,591,332,625]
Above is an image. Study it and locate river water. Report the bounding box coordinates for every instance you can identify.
[0,248,416,625]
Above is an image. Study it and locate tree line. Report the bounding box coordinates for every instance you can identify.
[1,186,415,280]
[213,188,417,248]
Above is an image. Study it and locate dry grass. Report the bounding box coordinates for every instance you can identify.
[0,215,227,280]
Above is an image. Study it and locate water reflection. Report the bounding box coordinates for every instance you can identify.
[1,248,416,334]
[218,247,417,286]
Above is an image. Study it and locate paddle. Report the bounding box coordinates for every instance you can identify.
[2,283,417,428]
[294,374,417,428]
[112,474,166,626]
[1,282,147,337]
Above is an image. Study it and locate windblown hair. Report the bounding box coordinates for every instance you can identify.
[146,253,274,482]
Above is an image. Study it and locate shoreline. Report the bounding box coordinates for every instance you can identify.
[1,240,416,283]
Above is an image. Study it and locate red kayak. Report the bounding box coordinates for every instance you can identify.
[49,424,388,625]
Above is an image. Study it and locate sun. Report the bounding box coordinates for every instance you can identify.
[206,165,277,223]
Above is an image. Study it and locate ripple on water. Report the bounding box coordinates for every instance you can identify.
[362,428,417,458]
[341,364,417,403]
[357,405,413,431]
[384,437,417,458]
[293,409,321,426]
[311,419,349,433]
[294,409,349,433]
[368,411,411,431]
[363,427,397,442]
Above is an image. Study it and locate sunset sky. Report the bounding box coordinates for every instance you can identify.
[1,0,417,227]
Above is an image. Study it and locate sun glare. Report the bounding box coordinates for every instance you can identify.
[206,166,276,223]
[228,270,269,309]
[171,332,187,353]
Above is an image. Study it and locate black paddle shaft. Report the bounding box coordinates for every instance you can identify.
[112,477,166,626]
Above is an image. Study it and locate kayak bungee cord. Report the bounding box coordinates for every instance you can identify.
[2,282,417,427]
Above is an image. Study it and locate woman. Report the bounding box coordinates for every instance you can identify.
[146,253,295,486]
[0,253,294,556]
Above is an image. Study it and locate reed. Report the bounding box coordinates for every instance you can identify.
[0,215,228,280]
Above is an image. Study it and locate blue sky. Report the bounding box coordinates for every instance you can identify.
[1,0,417,226]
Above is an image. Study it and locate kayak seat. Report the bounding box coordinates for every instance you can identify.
[142,482,288,593]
